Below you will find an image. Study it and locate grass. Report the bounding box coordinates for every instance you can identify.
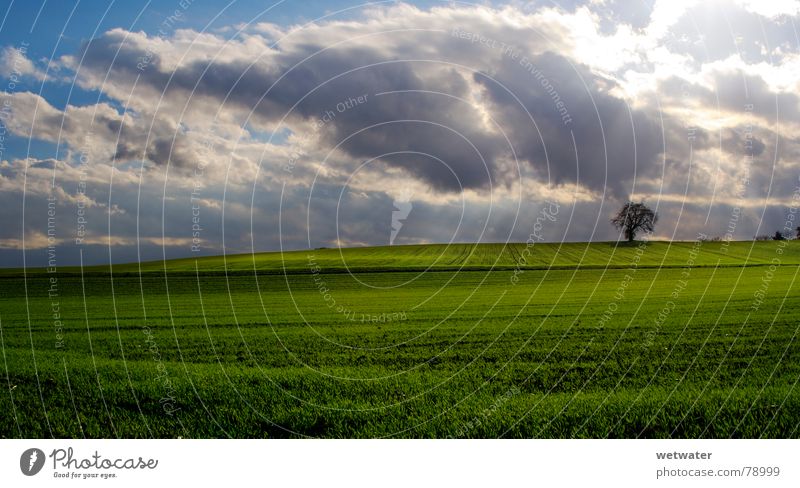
[1,240,799,438]
[8,240,800,275]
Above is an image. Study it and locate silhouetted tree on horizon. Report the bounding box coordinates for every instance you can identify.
[611,202,658,242]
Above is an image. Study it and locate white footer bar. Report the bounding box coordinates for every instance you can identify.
[2,439,796,487]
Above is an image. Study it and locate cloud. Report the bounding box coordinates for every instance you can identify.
[473,50,682,197]
[60,5,660,195]
[735,0,800,18]
[2,1,800,265]
[0,45,44,80]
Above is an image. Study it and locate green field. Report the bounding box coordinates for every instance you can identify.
[1,240,799,438]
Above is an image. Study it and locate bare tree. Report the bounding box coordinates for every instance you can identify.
[611,202,658,242]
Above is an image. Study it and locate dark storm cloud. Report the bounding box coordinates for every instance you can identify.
[4,2,800,269]
[77,32,507,191]
[114,133,197,168]
[76,28,681,196]
[713,72,800,122]
[71,12,793,204]
[474,51,676,197]
[721,127,766,157]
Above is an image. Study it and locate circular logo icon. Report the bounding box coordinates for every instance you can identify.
[20,448,45,476]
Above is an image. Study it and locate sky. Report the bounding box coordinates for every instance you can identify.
[0,0,799,266]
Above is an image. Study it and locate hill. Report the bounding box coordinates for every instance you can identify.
[6,240,798,275]
[2,239,798,438]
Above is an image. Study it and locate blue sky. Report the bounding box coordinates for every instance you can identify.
[0,0,443,103]
[2,1,409,105]
[1,0,799,266]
